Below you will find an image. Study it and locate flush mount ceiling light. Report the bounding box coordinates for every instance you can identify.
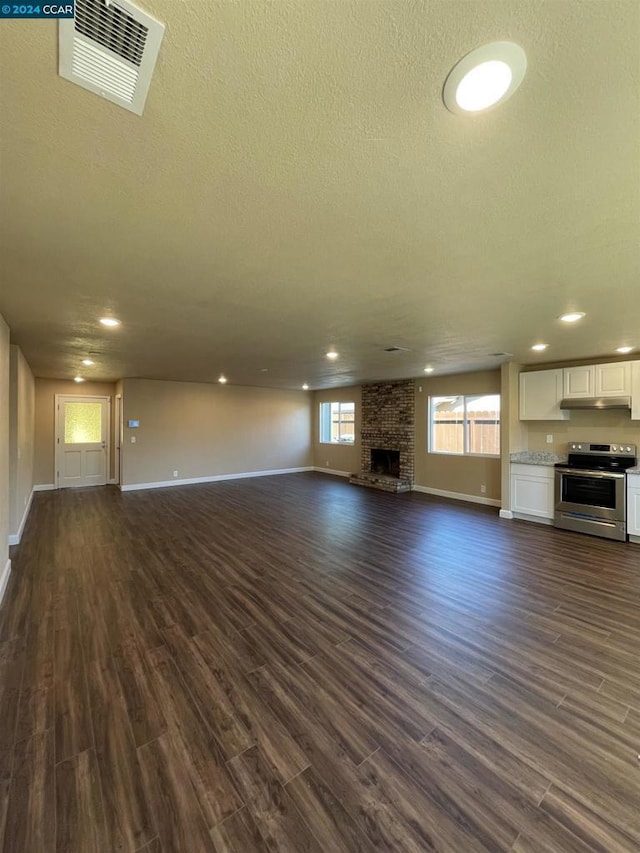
[74,376,85,383]
[443,42,527,115]
[616,346,633,354]
[559,312,586,323]
[326,350,339,360]
[424,366,434,373]
[99,316,121,327]
[218,375,227,384]
[302,383,309,390]
[82,358,94,366]
[531,343,548,352]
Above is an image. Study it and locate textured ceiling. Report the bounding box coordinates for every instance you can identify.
[1,0,639,389]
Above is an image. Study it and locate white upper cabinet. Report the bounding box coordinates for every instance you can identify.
[563,365,595,398]
[595,361,631,397]
[632,362,640,420]
[519,369,568,420]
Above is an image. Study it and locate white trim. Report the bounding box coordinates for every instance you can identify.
[108,478,117,485]
[499,509,514,519]
[33,483,56,492]
[8,489,34,546]
[114,393,122,486]
[629,534,640,545]
[0,559,11,606]
[120,466,315,492]
[513,512,553,526]
[313,467,351,478]
[412,484,501,507]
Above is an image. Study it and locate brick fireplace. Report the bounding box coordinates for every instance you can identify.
[350,379,415,492]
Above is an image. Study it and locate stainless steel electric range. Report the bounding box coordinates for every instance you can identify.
[554,442,637,541]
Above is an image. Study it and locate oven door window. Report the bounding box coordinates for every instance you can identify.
[561,474,617,509]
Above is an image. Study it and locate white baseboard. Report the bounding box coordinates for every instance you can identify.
[499,509,514,520]
[412,485,501,508]
[33,483,56,492]
[312,467,351,478]
[513,511,553,526]
[108,478,118,485]
[629,534,640,544]
[120,466,315,492]
[8,489,34,546]
[0,559,11,606]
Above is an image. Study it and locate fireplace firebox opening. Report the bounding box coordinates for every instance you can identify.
[370,448,400,478]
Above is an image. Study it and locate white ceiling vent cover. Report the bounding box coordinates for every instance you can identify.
[59,0,164,115]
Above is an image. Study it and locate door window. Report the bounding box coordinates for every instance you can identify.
[64,401,103,443]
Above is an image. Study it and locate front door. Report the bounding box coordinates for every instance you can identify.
[56,396,109,488]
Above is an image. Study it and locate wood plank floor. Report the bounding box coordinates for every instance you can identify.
[1,472,639,852]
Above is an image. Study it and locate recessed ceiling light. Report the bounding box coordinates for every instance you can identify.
[218,375,227,384]
[302,383,309,390]
[443,42,527,115]
[559,312,585,323]
[531,343,548,352]
[616,345,633,354]
[326,351,338,360]
[82,358,94,366]
[74,376,85,383]
[99,317,121,327]
[424,366,434,373]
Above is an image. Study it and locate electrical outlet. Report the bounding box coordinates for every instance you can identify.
[130,436,136,443]
[173,470,178,478]
[326,460,329,467]
[546,434,553,444]
[480,484,486,494]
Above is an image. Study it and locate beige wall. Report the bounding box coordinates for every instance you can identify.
[9,346,35,537]
[34,379,117,485]
[415,370,502,502]
[527,410,640,453]
[312,386,362,474]
[0,315,10,580]
[121,378,312,487]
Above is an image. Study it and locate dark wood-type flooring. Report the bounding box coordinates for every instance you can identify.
[1,472,639,852]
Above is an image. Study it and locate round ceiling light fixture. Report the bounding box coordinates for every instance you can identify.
[302,383,309,390]
[82,358,94,366]
[616,346,633,354]
[326,350,339,360]
[424,366,434,373]
[74,376,85,383]
[443,42,527,115]
[218,375,227,384]
[531,343,548,352]
[99,316,121,327]
[559,312,586,323]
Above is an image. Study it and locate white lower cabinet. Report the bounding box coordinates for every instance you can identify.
[627,474,640,540]
[510,464,554,521]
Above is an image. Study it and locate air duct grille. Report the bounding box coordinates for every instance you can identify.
[75,0,148,67]
[59,0,165,115]
[72,37,138,103]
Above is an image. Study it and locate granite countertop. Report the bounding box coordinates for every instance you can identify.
[510,451,568,466]
[627,466,640,475]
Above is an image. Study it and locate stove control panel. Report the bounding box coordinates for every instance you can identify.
[569,442,636,457]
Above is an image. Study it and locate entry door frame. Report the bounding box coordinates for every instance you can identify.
[55,394,111,489]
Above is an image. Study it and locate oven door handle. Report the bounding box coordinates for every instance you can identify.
[555,468,626,479]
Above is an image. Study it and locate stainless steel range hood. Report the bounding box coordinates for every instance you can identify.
[559,396,631,411]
